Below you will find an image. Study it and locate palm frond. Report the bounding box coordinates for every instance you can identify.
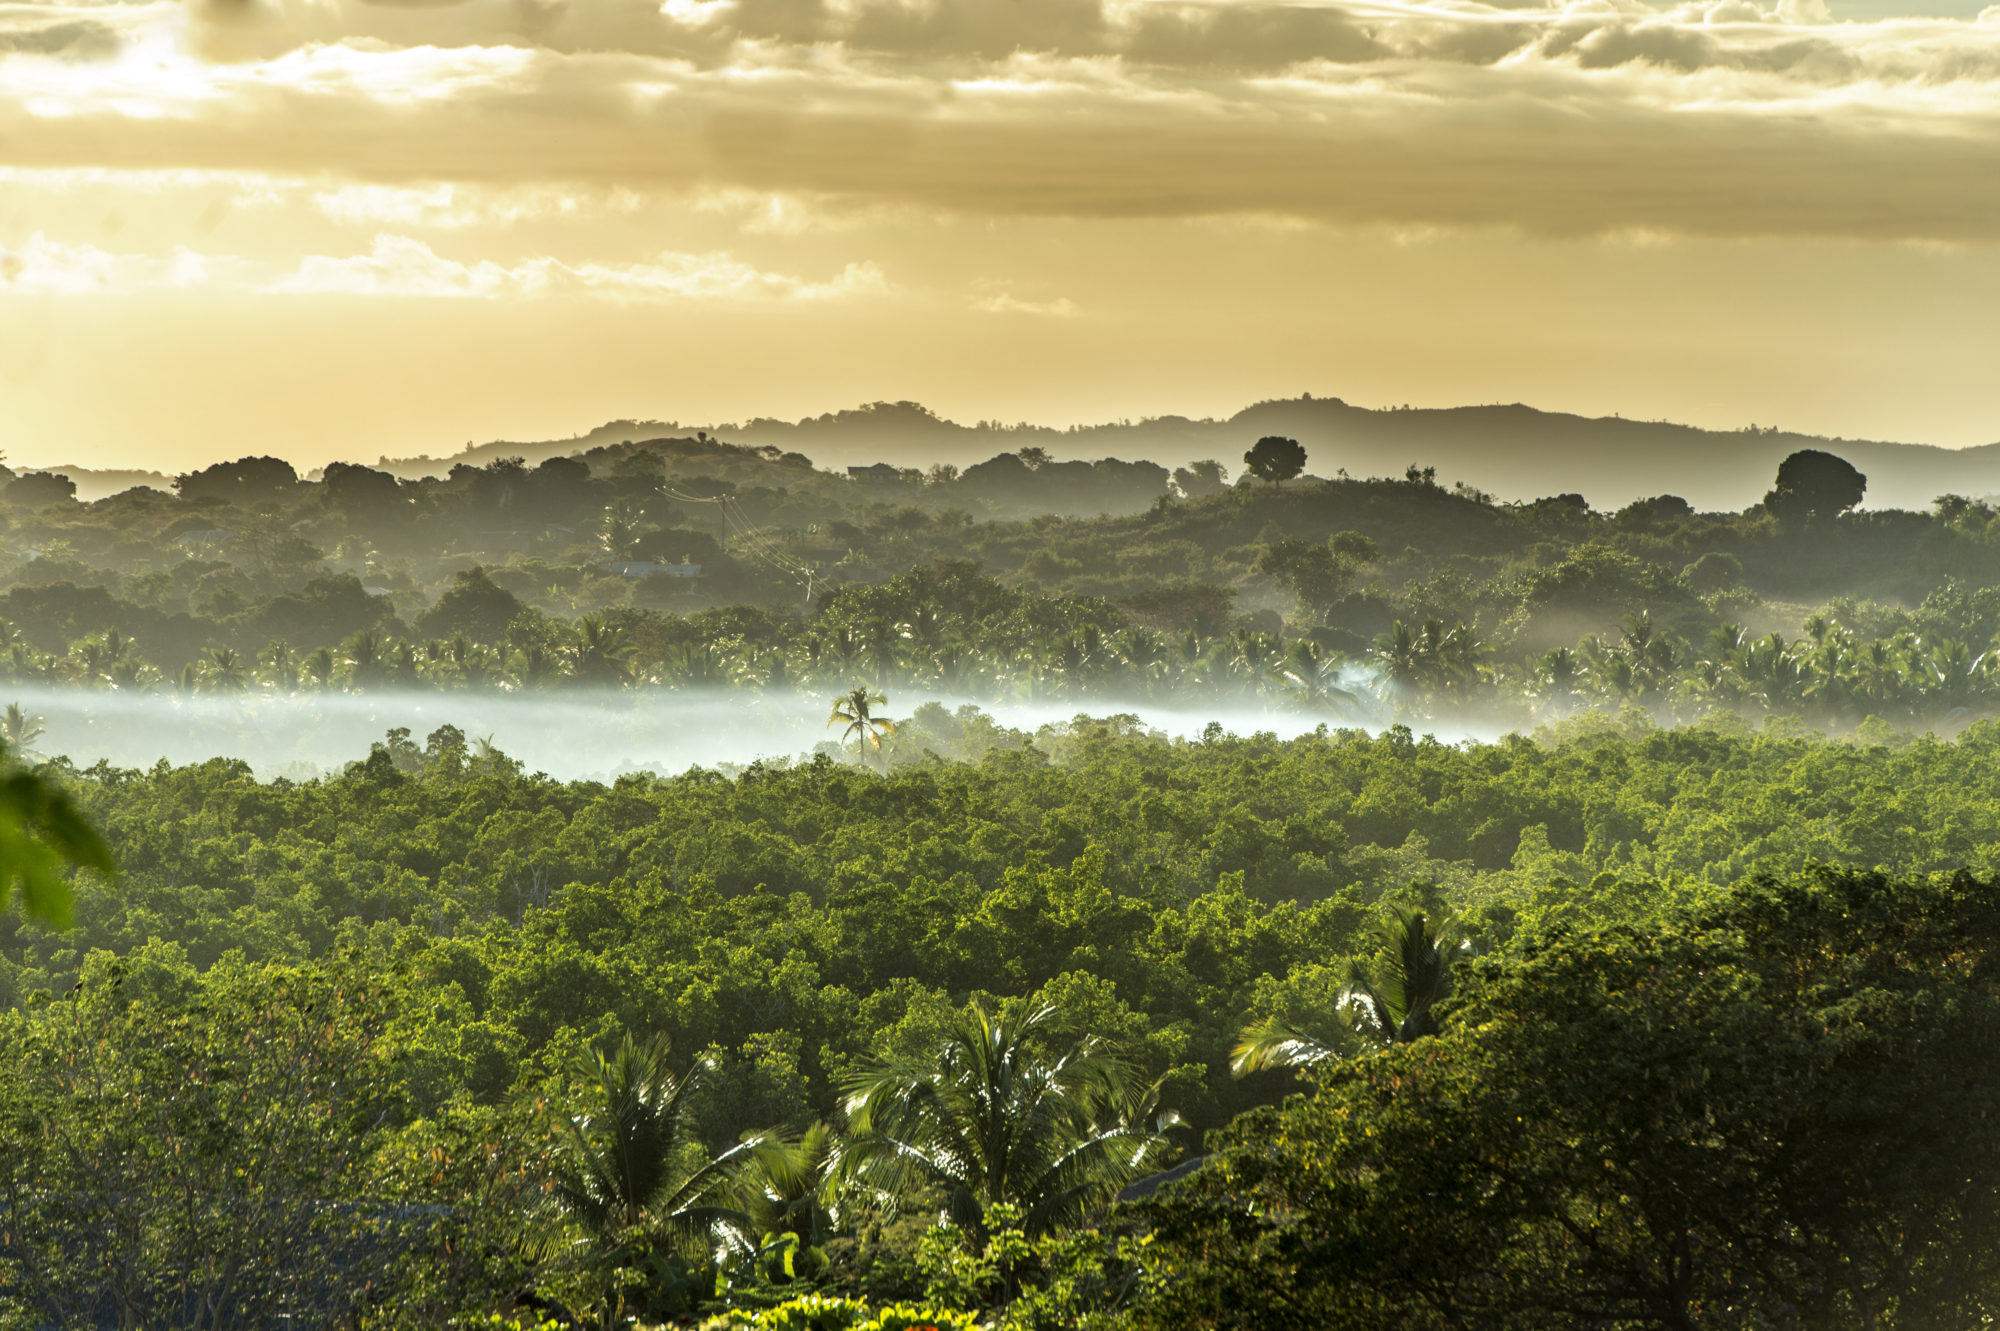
[1230,1015,1340,1076]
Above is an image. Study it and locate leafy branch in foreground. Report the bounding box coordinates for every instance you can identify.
[0,728,113,926]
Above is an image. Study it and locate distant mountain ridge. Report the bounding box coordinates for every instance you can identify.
[21,398,1997,510]
[373,397,2000,512]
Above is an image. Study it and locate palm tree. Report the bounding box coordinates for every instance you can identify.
[1372,620,1425,697]
[204,647,249,694]
[862,621,904,685]
[1588,643,1637,703]
[899,604,948,657]
[738,1120,848,1258]
[828,688,895,762]
[540,1034,785,1317]
[510,644,564,690]
[1424,620,1488,701]
[2,703,45,760]
[1233,905,1474,1076]
[1280,640,1362,715]
[734,644,795,692]
[302,647,337,690]
[393,641,424,687]
[571,615,634,688]
[1225,629,1283,693]
[1536,646,1583,716]
[1344,905,1473,1045]
[1113,628,1168,695]
[841,999,1178,1238]
[1852,638,1905,715]
[72,639,113,688]
[599,501,644,558]
[664,641,727,688]
[929,642,970,692]
[261,640,297,690]
[343,630,383,690]
[1047,630,1099,699]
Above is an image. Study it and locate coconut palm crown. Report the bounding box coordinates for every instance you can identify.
[543,1033,783,1266]
[841,999,1179,1238]
[1232,904,1474,1076]
[828,687,896,756]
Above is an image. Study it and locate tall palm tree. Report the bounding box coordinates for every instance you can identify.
[343,630,383,690]
[1853,638,1905,715]
[571,615,635,688]
[1280,640,1362,715]
[664,641,726,688]
[204,647,249,694]
[841,1000,1178,1238]
[1536,646,1583,716]
[539,1034,786,1314]
[261,640,297,690]
[1372,620,1425,696]
[1047,630,1099,699]
[1113,628,1168,697]
[512,644,563,690]
[388,641,421,688]
[1226,629,1283,694]
[1233,905,1474,1076]
[862,621,904,685]
[899,604,948,657]
[598,501,644,559]
[72,639,113,688]
[302,647,337,691]
[828,688,895,761]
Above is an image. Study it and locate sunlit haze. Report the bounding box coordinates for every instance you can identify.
[4,0,2000,469]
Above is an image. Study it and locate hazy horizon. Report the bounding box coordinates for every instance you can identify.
[0,682,1435,783]
[3,391,2000,499]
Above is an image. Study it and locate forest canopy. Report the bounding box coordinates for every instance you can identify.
[1,434,1997,1328]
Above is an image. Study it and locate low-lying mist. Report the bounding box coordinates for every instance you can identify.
[1,682,1523,782]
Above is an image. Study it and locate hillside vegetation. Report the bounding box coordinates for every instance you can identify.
[1,430,1998,1328]
[7,434,2000,733]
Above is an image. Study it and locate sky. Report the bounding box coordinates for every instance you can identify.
[2,0,1999,473]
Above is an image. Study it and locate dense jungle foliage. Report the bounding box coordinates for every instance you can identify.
[2,711,2000,1326]
[1,435,1998,1328]
[6,436,2000,724]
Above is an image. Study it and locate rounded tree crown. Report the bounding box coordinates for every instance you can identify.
[1765,449,1866,522]
[1244,436,1308,485]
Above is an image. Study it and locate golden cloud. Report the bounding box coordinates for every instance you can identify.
[0,0,1996,240]
[0,228,893,298]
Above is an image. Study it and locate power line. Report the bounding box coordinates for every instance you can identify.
[663,484,821,598]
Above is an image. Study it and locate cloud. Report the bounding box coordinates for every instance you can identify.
[0,234,118,290]
[2,0,2000,241]
[971,283,1079,316]
[0,18,122,57]
[309,182,626,227]
[688,187,891,234]
[0,232,218,290]
[268,233,892,299]
[0,230,893,300]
